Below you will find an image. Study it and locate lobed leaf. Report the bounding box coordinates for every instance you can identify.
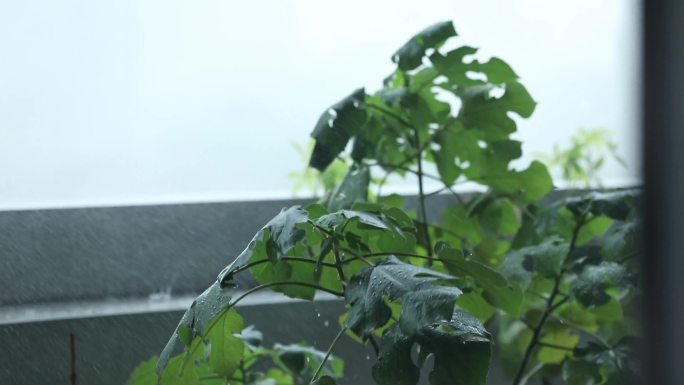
[310,88,367,171]
[392,21,457,71]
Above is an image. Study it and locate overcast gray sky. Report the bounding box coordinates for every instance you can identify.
[0,0,640,210]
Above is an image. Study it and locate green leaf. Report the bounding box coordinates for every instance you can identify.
[207,308,244,378]
[572,337,640,384]
[160,355,198,385]
[602,220,638,258]
[310,88,367,170]
[479,57,518,84]
[157,282,233,373]
[274,344,344,378]
[218,206,310,285]
[372,324,420,385]
[563,359,602,385]
[325,164,370,212]
[572,262,631,308]
[435,242,508,288]
[430,122,471,185]
[459,81,536,140]
[576,216,613,245]
[517,160,553,202]
[537,326,579,363]
[400,285,462,335]
[392,21,457,71]
[564,190,638,221]
[127,356,158,385]
[500,236,569,288]
[430,46,480,86]
[378,193,405,209]
[417,309,491,385]
[344,257,459,338]
[456,292,496,322]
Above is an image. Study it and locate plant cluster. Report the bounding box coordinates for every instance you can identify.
[129,21,640,385]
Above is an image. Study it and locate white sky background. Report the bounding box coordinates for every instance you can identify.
[0,0,640,210]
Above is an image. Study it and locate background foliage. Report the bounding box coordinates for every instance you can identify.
[129,21,640,385]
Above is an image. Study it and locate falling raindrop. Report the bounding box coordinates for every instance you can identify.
[323,320,330,327]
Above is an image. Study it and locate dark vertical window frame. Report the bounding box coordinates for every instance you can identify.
[642,0,684,384]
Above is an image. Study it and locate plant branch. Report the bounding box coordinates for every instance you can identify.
[510,215,586,385]
[411,123,433,261]
[366,104,415,133]
[338,247,376,266]
[230,257,337,276]
[367,335,380,356]
[339,249,439,265]
[332,242,348,287]
[310,326,348,384]
[200,281,345,352]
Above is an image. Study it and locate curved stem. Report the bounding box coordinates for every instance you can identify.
[338,247,375,266]
[338,248,439,265]
[310,326,348,384]
[231,281,344,306]
[200,281,345,352]
[230,257,337,276]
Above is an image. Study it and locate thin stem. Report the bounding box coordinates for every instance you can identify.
[339,249,438,265]
[308,220,333,236]
[338,247,375,266]
[411,125,433,261]
[550,296,570,312]
[367,335,380,356]
[231,281,344,306]
[231,257,337,276]
[510,215,586,385]
[366,160,443,182]
[310,327,348,384]
[510,274,563,385]
[198,281,345,356]
[332,243,347,287]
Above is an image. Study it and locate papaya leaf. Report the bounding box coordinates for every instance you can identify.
[392,21,457,71]
[324,164,370,212]
[159,355,199,385]
[560,189,638,221]
[344,257,459,338]
[207,308,244,378]
[218,206,310,285]
[127,356,158,385]
[572,262,631,307]
[572,337,640,384]
[274,343,344,378]
[310,88,367,170]
[157,282,233,373]
[372,324,420,385]
[500,236,569,289]
[458,81,536,140]
[417,309,491,385]
[563,359,602,385]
